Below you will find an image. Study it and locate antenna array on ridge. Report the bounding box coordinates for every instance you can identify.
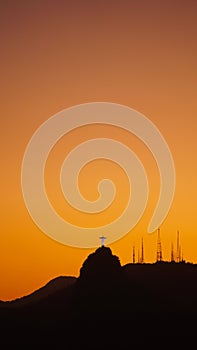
[131,229,185,264]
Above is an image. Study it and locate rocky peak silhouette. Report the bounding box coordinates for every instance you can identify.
[78,246,121,283]
[0,247,197,346]
[72,246,125,319]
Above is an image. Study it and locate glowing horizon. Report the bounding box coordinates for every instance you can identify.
[0,0,197,301]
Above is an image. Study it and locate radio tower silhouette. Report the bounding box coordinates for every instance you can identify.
[132,245,135,264]
[176,230,181,262]
[141,238,144,263]
[156,228,163,262]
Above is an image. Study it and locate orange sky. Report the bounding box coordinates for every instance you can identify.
[0,0,197,300]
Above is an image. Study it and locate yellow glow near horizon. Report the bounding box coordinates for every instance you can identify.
[0,0,197,300]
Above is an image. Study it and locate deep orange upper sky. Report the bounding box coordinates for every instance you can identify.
[0,0,197,300]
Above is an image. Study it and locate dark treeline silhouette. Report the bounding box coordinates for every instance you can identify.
[0,246,196,346]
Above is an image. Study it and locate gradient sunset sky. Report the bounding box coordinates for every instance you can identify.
[1,0,197,301]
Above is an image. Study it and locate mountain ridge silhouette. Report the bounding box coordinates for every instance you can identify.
[0,246,196,346]
[1,276,76,307]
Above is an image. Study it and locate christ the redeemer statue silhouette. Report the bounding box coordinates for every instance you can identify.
[99,236,106,247]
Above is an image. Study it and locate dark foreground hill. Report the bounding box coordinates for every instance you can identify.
[0,246,197,346]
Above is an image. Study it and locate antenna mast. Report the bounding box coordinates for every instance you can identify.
[156,228,163,262]
[177,230,180,262]
[141,238,144,263]
[132,245,135,264]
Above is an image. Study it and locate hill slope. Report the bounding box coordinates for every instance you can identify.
[0,247,196,346]
[1,276,76,308]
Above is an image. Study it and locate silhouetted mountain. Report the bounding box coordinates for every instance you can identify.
[1,276,76,308]
[79,246,121,280]
[71,246,125,319]
[0,248,196,346]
